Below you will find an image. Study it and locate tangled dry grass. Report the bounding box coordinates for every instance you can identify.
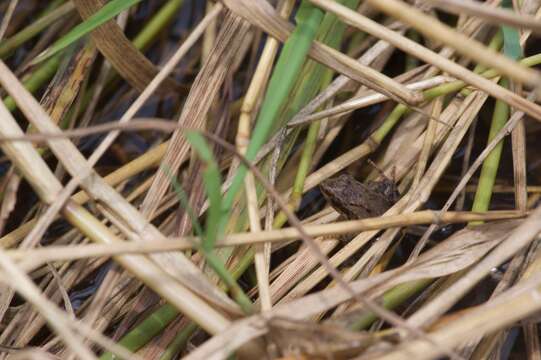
[0,0,541,359]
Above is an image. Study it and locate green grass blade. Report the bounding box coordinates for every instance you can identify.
[502,25,522,60]
[221,1,325,232]
[159,322,198,360]
[243,1,324,160]
[32,0,144,64]
[131,0,185,50]
[185,131,223,252]
[165,158,254,313]
[501,0,522,60]
[99,304,179,360]
[202,251,254,314]
[166,166,204,239]
[349,279,433,330]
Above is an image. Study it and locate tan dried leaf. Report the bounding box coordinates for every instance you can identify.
[72,0,183,94]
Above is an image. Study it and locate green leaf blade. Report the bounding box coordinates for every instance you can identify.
[500,0,523,60]
[185,131,223,252]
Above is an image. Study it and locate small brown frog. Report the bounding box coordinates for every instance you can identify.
[320,173,399,220]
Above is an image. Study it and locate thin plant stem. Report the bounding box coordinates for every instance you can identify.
[470,78,510,222]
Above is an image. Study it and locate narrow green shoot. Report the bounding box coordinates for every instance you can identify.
[273,121,321,228]
[185,131,223,252]
[159,322,198,360]
[167,163,254,314]
[99,304,179,360]
[221,2,325,231]
[471,78,510,220]
[183,132,254,314]
[501,0,522,61]
[166,166,204,239]
[131,0,185,51]
[349,279,433,330]
[470,5,517,222]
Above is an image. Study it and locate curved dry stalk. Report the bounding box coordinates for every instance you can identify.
[70,0,181,94]
[86,2,223,184]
